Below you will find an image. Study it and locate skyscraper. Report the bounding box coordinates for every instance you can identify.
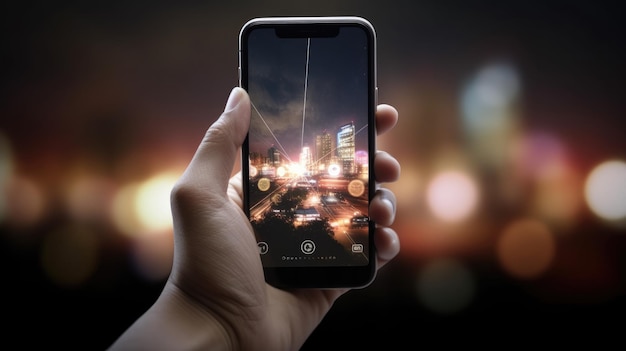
[268,146,280,166]
[315,131,334,169]
[300,145,312,174]
[337,123,356,175]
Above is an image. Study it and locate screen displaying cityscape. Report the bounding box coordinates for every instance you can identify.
[245,26,373,267]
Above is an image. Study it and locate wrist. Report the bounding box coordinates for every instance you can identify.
[109,282,236,350]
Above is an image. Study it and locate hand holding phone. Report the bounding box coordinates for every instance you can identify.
[111,18,398,350]
[239,16,378,288]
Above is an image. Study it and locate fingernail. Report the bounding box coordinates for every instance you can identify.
[225,87,243,112]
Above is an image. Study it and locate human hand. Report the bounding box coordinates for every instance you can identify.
[109,87,400,351]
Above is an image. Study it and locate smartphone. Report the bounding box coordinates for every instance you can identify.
[239,16,378,289]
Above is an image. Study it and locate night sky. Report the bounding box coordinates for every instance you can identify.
[245,26,371,161]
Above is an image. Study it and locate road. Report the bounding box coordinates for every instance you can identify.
[250,180,370,257]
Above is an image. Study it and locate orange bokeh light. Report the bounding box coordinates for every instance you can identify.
[496,218,556,279]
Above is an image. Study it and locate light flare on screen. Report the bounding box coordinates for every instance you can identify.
[327,163,341,177]
[426,170,479,222]
[584,160,626,222]
[276,166,286,177]
[249,164,258,178]
[496,218,555,279]
[416,258,476,314]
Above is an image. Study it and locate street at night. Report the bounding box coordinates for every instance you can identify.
[248,173,370,266]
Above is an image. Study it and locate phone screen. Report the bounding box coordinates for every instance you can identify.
[239,17,377,288]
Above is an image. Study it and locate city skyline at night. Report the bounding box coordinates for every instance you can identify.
[246,26,371,167]
[249,122,369,178]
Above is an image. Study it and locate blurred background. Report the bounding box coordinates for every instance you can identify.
[2,0,625,348]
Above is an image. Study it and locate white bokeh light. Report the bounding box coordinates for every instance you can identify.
[426,171,479,222]
[328,164,341,177]
[135,172,179,232]
[112,171,180,237]
[585,160,626,222]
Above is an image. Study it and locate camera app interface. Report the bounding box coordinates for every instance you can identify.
[246,26,372,267]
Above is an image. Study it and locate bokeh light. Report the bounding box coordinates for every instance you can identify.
[0,132,14,223]
[532,168,582,229]
[112,171,180,237]
[2,176,46,229]
[426,170,479,222]
[416,258,476,314]
[462,62,521,169]
[249,164,258,178]
[328,163,341,177]
[276,166,286,177]
[135,172,179,232]
[65,175,116,223]
[529,156,583,229]
[131,229,174,282]
[496,218,556,279]
[112,182,143,238]
[468,63,520,110]
[514,131,567,180]
[584,160,626,222]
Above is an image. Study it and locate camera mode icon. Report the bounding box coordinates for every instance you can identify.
[257,242,269,255]
[301,240,316,255]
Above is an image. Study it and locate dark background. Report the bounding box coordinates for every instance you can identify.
[2,0,625,348]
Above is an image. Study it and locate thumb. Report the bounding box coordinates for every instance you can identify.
[185,87,250,195]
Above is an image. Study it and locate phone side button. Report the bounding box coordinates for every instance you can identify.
[375,86,378,106]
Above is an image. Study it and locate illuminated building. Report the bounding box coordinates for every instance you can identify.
[268,146,281,166]
[315,131,335,169]
[300,146,313,174]
[337,123,356,175]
